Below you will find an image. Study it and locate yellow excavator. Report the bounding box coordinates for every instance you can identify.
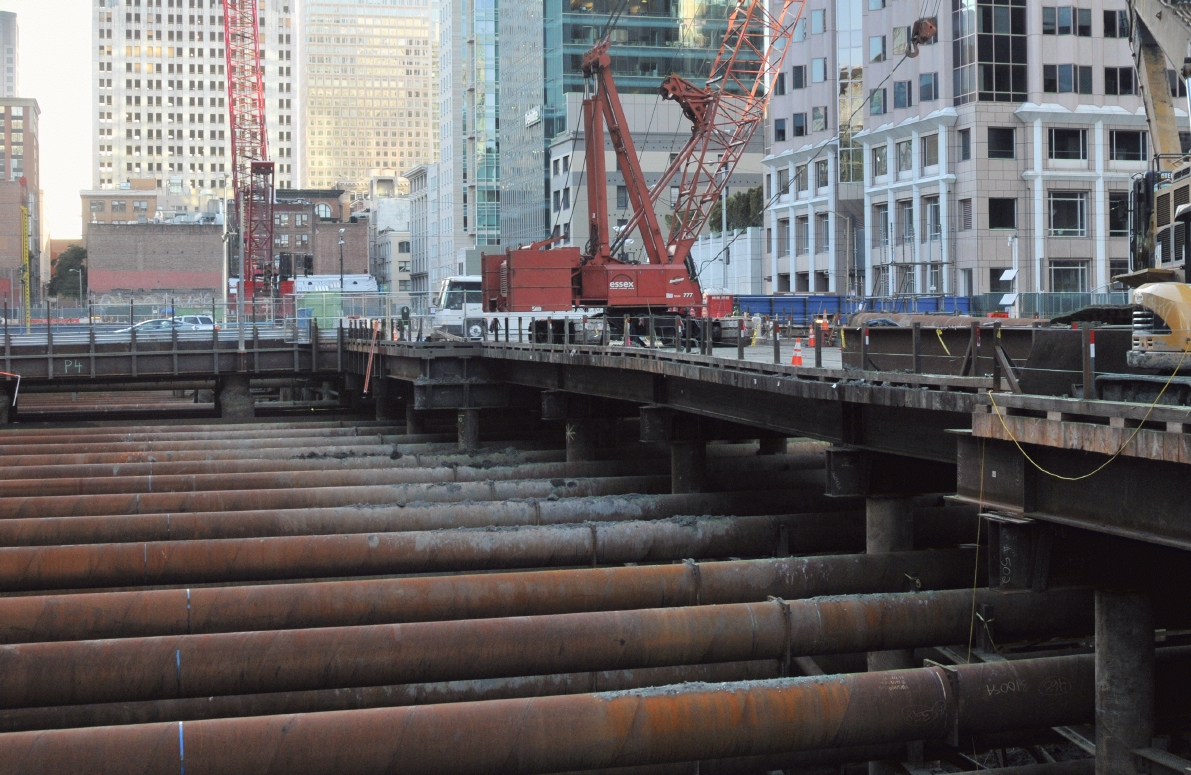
[1118,0,1191,388]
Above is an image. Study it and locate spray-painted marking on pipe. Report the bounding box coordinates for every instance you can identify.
[178,721,185,775]
[185,588,191,635]
[175,649,182,697]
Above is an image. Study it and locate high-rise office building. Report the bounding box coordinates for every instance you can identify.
[765,0,1163,302]
[301,0,438,192]
[0,13,18,98]
[499,0,752,247]
[91,0,300,195]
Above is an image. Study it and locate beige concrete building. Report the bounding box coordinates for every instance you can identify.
[301,0,439,193]
[0,98,40,305]
[765,0,1163,305]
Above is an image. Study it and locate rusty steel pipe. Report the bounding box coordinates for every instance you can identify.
[0,474,679,519]
[0,458,824,499]
[0,419,402,436]
[0,660,782,733]
[0,435,411,457]
[0,588,1092,708]
[0,515,805,592]
[0,444,547,468]
[0,656,1097,774]
[0,425,407,447]
[0,491,863,547]
[557,751,1097,775]
[0,448,573,480]
[0,548,976,643]
[0,459,676,498]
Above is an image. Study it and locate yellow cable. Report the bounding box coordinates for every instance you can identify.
[935,328,950,356]
[988,346,1189,482]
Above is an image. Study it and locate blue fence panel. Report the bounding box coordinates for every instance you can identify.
[735,295,972,324]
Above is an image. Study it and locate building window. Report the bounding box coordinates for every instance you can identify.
[811,106,827,132]
[1105,67,1135,96]
[791,65,806,89]
[990,267,1014,294]
[1109,191,1130,236]
[922,196,942,241]
[893,80,913,108]
[873,203,890,245]
[810,9,825,33]
[920,134,939,169]
[1043,64,1092,94]
[774,72,786,96]
[815,159,829,189]
[953,0,1027,105]
[1049,191,1087,237]
[777,168,790,194]
[794,216,808,255]
[1110,259,1131,288]
[795,165,808,192]
[615,185,628,209]
[90,200,106,212]
[1050,259,1089,291]
[552,190,561,212]
[811,58,826,83]
[988,127,1015,159]
[793,19,807,42]
[897,200,915,243]
[896,139,912,172]
[869,36,886,63]
[870,89,886,115]
[1110,130,1147,161]
[110,200,126,212]
[1104,9,1129,38]
[958,128,971,160]
[398,280,411,292]
[959,198,973,230]
[777,219,790,257]
[1043,7,1091,35]
[792,113,806,136]
[919,72,939,102]
[1048,128,1087,160]
[872,145,888,177]
[815,213,829,252]
[989,198,1016,229]
[774,118,787,142]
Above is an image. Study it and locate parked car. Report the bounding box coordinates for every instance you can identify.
[115,318,183,334]
[175,314,218,331]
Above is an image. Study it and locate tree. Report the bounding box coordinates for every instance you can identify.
[48,245,87,300]
[709,185,764,233]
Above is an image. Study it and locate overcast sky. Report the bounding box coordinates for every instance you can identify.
[1,0,91,241]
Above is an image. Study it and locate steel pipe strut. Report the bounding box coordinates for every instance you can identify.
[0,588,1092,708]
[0,515,799,592]
[0,475,677,519]
[0,656,1097,774]
[0,491,861,547]
[0,455,825,498]
[0,548,976,643]
[0,660,781,733]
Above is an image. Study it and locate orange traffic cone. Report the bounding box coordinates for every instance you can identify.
[808,325,817,348]
[791,337,803,366]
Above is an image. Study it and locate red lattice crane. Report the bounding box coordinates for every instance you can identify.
[483,0,804,316]
[223,0,273,300]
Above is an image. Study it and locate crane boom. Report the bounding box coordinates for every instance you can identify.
[223,0,274,299]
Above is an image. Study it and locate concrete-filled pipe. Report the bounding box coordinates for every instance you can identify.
[0,588,1092,708]
[0,548,975,643]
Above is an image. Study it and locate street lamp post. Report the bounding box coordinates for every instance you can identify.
[68,268,82,305]
[338,228,347,292]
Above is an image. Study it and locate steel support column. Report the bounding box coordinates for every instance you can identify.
[1096,590,1154,775]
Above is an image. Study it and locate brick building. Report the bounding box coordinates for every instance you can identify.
[271,189,368,281]
[86,223,222,296]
